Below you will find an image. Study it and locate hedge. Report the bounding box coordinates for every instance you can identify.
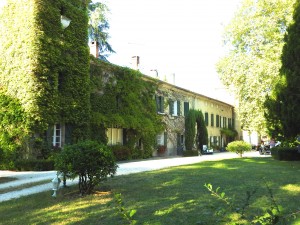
[15,159,55,171]
[271,147,300,161]
[183,150,199,157]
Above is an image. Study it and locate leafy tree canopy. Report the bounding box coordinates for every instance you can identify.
[217,0,295,134]
[88,1,115,59]
[265,1,300,139]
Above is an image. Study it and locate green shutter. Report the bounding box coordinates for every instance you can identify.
[161,96,164,113]
[184,102,189,116]
[164,132,168,146]
[205,112,209,126]
[177,101,181,116]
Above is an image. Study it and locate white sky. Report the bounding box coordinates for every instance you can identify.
[97,0,241,104]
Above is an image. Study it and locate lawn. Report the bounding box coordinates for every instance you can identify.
[1,157,300,225]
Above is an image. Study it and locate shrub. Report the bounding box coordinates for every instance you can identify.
[55,140,118,195]
[183,150,199,157]
[271,147,300,161]
[111,145,132,161]
[226,140,252,157]
[15,159,54,171]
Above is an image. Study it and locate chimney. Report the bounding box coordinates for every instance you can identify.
[172,73,175,85]
[131,56,140,70]
[89,41,99,58]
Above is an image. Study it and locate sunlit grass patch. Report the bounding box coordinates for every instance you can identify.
[281,184,300,194]
[1,157,300,224]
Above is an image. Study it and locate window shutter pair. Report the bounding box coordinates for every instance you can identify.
[169,100,181,116]
[155,95,164,113]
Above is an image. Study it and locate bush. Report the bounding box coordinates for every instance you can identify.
[55,140,118,195]
[226,140,252,157]
[271,147,300,161]
[111,145,132,161]
[183,150,199,157]
[15,159,54,171]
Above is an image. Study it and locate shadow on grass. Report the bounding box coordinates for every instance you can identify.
[0,157,300,224]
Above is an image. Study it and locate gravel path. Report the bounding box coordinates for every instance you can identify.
[0,151,266,202]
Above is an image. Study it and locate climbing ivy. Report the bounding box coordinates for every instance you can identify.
[0,0,90,161]
[90,57,164,157]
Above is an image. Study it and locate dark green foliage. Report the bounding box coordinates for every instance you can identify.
[196,110,208,152]
[0,91,29,168]
[89,58,164,157]
[182,150,199,157]
[265,2,300,139]
[55,140,117,195]
[14,159,54,171]
[185,109,208,151]
[111,145,132,161]
[271,147,300,161]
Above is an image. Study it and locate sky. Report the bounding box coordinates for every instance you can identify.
[96,0,241,104]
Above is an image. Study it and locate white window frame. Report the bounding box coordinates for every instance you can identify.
[173,101,178,116]
[53,124,62,147]
[107,128,123,146]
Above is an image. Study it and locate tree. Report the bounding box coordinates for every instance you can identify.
[185,109,208,152]
[55,140,117,195]
[265,1,300,139]
[88,2,115,60]
[226,140,252,157]
[217,0,295,134]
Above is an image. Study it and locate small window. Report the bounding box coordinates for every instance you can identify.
[106,128,123,146]
[156,95,164,113]
[211,114,214,127]
[53,124,61,147]
[228,118,232,128]
[184,102,189,116]
[169,100,180,116]
[205,112,209,126]
[216,115,219,127]
[223,117,227,128]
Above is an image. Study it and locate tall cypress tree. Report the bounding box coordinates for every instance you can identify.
[266,2,300,139]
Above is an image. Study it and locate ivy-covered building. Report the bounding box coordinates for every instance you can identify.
[90,44,241,156]
[0,0,241,165]
[0,0,90,160]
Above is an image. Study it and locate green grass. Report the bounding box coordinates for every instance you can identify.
[1,157,300,225]
[0,177,17,184]
[0,180,51,194]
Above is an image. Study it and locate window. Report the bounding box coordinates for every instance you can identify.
[211,114,214,126]
[223,117,227,128]
[157,132,167,146]
[220,116,222,128]
[169,100,181,116]
[205,112,209,126]
[184,102,189,116]
[106,128,123,146]
[156,95,164,113]
[216,115,219,127]
[228,118,232,128]
[53,124,62,147]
